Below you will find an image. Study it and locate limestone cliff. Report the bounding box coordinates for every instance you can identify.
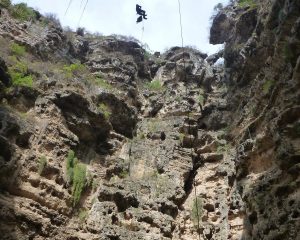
[0,0,299,239]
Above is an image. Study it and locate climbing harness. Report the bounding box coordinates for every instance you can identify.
[177,0,201,238]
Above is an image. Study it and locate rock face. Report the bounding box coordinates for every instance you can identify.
[0,0,299,240]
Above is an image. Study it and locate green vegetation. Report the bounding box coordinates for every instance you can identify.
[63,63,86,78]
[38,156,47,175]
[218,126,230,138]
[137,132,146,139]
[191,196,203,228]
[156,59,164,65]
[92,77,113,90]
[179,133,185,144]
[147,120,160,133]
[98,103,111,120]
[8,61,33,88]
[0,0,11,8]
[154,174,171,197]
[283,42,293,62]
[262,80,274,94]
[145,79,165,91]
[9,59,27,73]
[12,75,33,87]
[66,150,76,182]
[217,144,230,153]
[72,163,87,206]
[197,88,205,106]
[175,95,183,102]
[119,169,129,178]
[18,111,28,119]
[78,209,88,223]
[11,3,36,21]
[65,150,87,206]
[9,43,26,57]
[144,51,151,60]
[92,179,99,192]
[86,171,93,187]
[238,0,257,8]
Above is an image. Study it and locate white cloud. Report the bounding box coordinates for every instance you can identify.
[12,0,229,54]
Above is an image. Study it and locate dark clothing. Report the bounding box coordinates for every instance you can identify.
[136,4,147,22]
[136,15,143,23]
[136,4,145,15]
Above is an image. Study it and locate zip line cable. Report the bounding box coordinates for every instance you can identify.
[64,0,73,16]
[64,0,88,27]
[80,0,85,8]
[177,0,201,239]
[77,0,89,27]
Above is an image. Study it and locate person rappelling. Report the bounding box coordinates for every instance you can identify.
[136,4,147,23]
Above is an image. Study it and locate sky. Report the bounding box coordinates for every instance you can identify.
[12,0,229,54]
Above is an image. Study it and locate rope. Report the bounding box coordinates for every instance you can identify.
[64,0,73,16]
[128,139,132,177]
[193,180,201,238]
[177,0,184,52]
[177,0,201,239]
[141,21,145,43]
[77,0,89,27]
[80,0,85,8]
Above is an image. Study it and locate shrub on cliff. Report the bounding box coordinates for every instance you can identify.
[0,0,11,8]
[145,79,165,91]
[238,0,257,8]
[63,63,86,78]
[92,77,113,90]
[11,3,36,21]
[262,80,274,95]
[197,88,205,106]
[191,196,203,229]
[66,150,76,182]
[65,150,87,206]
[98,103,111,120]
[9,43,26,57]
[8,60,34,88]
[38,156,47,175]
[72,163,87,206]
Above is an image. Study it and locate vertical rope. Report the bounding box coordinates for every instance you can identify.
[177,0,184,50]
[177,0,201,239]
[128,139,132,177]
[193,181,201,238]
[141,21,145,43]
